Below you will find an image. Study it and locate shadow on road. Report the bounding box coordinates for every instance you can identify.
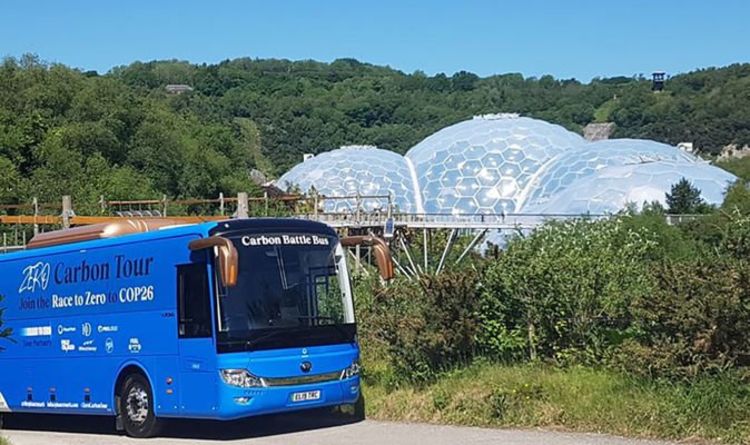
[2,409,361,440]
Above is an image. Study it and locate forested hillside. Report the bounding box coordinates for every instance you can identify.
[1,54,749,206]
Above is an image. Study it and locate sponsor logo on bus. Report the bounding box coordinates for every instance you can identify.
[128,338,142,354]
[60,339,75,353]
[82,402,108,409]
[20,326,52,337]
[78,339,97,353]
[98,324,119,333]
[105,338,114,354]
[57,324,76,335]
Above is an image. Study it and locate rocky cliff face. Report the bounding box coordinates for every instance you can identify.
[583,122,616,141]
[719,144,750,161]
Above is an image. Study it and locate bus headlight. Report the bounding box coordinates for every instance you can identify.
[220,369,266,388]
[340,359,361,380]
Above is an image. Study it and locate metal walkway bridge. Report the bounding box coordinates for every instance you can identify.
[299,212,610,230]
[0,194,701,274]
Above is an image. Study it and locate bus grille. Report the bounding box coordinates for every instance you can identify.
[263,370,342,387]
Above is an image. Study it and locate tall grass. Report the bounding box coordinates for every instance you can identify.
[364,362,750,444]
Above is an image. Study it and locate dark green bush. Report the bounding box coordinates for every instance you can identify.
[366,270,482,385]
[720,211,750,259]
[352,274,392,371]
[617,257,750,378]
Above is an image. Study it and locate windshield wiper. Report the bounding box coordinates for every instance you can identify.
[243,329,291,349]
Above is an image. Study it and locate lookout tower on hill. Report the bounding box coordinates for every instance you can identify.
[652,71,666,91]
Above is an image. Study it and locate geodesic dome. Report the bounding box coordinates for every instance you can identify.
[524,138,704,208]
[275,115,738,219]
[275,145,421,213]
[405,114,584,214]
[523,161,737,215]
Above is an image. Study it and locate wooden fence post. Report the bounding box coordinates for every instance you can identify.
[61,195,72,229]
[237,192,249,219]
[33,197,39,236]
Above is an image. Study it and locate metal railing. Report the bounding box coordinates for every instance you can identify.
[0,192,712,254]
[300,211,612,229]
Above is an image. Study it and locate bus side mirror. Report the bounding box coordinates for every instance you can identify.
[340,235,395,281]
[188,237,238,287]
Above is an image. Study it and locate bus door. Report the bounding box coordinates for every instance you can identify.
[176,259,217,415]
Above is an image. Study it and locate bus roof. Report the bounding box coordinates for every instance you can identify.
[0,218,337,263]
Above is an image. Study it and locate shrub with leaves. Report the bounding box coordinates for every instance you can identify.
[719,211,750,259]
[618,257,750,378]
[480,218,657,363]
[367,270,482,385]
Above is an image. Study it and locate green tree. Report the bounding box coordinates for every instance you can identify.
[666,178,711,214]
[721,181,750,215]
[0,156,24,203]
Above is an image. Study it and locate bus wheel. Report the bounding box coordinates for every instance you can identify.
[336,393,365,422]
[352,392,366,421]
[119,374,162,438]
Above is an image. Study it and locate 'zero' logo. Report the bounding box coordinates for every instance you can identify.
[19,262,51,294]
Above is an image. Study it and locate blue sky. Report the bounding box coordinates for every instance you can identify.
[1,0,748,81]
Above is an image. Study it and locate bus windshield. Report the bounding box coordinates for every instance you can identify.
[215,232,355,351]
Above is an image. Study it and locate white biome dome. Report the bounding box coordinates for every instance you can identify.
[276,145,421,213]
[275,115,737,218]
[523,161,737,215]
[405,114,584,214]
[523,138,704,208]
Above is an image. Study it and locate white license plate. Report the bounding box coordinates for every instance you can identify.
[291,390,321,402]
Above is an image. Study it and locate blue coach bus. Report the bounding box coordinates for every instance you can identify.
[0,218,393,437]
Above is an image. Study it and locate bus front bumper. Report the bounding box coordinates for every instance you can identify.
[216,376,361,420]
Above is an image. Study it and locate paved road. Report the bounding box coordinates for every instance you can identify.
[1,412,675,445]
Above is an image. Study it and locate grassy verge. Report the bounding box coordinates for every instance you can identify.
[0,436,9,445]
[363,362,750,444]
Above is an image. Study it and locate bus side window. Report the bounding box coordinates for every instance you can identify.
[177,263,212,338]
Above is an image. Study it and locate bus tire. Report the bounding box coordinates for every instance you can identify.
[119,373,162,438]
[335,392,366,422]
[353,392,366,422]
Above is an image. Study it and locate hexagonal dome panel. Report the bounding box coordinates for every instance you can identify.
[524,139,702,208]
[523,161,737,215]
[276,145,421,213]
[406,114,584,214]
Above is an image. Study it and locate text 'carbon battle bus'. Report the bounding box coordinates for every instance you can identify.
[0,218,393,437]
